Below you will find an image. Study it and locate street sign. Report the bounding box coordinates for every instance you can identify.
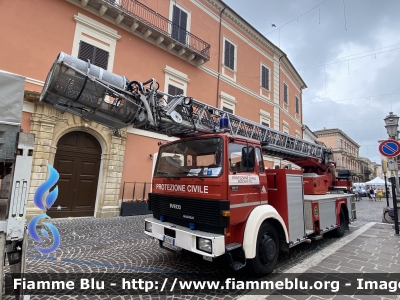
[378,139,400,157]
[388,158,398,171]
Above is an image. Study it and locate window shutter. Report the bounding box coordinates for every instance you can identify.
[172,6,187,45]
[167,84,184,102]
[229,43,235,70]
[262,66,269,89]
[78,41,109,70]
[262,66,266,89]
[222,106,233,114]
[224,40,230,67]
[93,47,109,70]
[179,10,187,44]
[78,41,94,63]
[168,84,176,95]
[283,84,288,104]
[171,6,180,41]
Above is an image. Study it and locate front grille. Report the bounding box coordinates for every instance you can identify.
[149,193,229,234]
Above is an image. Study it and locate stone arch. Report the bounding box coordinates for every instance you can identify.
[26,101,127,221]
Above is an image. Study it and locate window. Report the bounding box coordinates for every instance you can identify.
[260,110,270,127]
[167,84,184,102]
[72,13,120,72]
[283,83,288,104]
[224,40,235,70]
[255,148,264,174]
[295,96,300,114]
[261,65,269,90]
[220,91,236,114]
[283,121,289,134]
[164,66,189,103]
[222,106,233,114]
[78,41,109,70]
[171,5,188,45]
[229,143,254,173]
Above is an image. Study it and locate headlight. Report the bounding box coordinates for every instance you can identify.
[145,221,152,232]
[197,237,212,253]
[183,97,192,105]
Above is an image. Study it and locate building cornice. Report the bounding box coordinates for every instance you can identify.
[314,128,360,148]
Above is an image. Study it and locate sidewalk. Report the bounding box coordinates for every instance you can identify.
[240,222,400,299]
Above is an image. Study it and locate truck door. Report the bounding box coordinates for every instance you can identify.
[228,142,260,224]
[255,147,268,204]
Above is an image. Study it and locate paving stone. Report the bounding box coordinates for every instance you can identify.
[2,193,398,299]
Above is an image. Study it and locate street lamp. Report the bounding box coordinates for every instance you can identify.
[384,112,400,236]
[384,112,399,139]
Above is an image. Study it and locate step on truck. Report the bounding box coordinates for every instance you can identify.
[39,52,356,275]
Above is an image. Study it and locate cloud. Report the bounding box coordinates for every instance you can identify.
[226,0,400,164]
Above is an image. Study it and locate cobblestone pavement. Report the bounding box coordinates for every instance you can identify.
[268,222,400,300]
[3,197,396,300]
[354,196,393,224]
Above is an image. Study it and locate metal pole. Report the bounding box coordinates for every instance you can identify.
[384,173,389,207]
[390,175,399,235]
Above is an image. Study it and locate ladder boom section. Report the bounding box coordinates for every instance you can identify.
[40,52,332,161]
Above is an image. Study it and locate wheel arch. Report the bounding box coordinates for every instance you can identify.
[336,200,349,230]
[242,205,289,259]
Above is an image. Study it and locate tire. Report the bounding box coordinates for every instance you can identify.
[333,208,346,238]
[247,222,279,275]
[383,211,393,223]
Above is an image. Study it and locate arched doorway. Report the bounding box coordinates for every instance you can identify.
[48,131,101,218]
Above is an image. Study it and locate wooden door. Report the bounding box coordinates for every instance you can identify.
[48,131,101,218]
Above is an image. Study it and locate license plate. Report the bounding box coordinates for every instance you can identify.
[163,235,175,246]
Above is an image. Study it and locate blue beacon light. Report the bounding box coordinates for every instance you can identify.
[219,117,230,131]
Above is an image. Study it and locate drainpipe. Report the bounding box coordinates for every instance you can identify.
[216,5,227,108]
[277,54,285,131]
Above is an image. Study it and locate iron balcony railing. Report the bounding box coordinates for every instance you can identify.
[107,0,210,60]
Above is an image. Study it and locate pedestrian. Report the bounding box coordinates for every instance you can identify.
[0,167,12,199]
[354,187,359,201]
[373,186,377,201]
[369,187,374,201]
[357,187,363,200]
[377,189,383,202]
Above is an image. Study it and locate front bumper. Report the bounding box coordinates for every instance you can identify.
[144,217,225,257]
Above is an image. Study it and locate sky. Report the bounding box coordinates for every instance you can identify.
[224,0,400,165]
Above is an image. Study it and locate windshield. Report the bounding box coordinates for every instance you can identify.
[154,137,223,178]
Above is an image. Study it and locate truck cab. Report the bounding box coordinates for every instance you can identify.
[145,133,289,274]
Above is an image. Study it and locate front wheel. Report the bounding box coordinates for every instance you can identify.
[247,222,279,275]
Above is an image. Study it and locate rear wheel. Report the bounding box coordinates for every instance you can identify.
[247,222,279,275]
[333,208,346,237]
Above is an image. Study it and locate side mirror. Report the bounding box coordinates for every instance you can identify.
[241,147,255,170]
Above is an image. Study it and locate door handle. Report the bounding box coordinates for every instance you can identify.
[253,186,260,189]
[74,189,76,193]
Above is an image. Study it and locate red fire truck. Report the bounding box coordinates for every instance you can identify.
[40,53,355,275]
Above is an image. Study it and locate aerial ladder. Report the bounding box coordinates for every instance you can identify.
[39,53,355,275]
[40,52,333,164]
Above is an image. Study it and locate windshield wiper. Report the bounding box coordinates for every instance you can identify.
[197,174,205,181]
[157,172,172,180]
[178,171,205,181]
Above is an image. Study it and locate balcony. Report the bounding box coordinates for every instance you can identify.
[76,0,210,65]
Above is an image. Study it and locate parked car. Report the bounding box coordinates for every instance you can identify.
[357,188,367,197]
